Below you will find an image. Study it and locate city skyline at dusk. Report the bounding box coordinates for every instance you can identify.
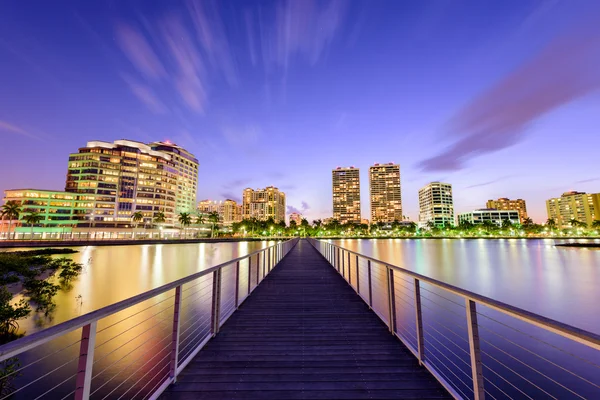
[2,1,600,223]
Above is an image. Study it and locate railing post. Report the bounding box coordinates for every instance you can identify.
[256,253,260,284]
[387,267,396,333]
[169,285,182,382]
[356,255,360,292]
[466,299,485,400]
[247,257,252,295]
[268,247,272,272]
[367,260,373,307]
[341,250,345,278]
[262,249,266,278]
[234,261,240,308]
[211,269,222,335]
[414,279,425,365]
[347,251,352,286]
[74,321,97,400]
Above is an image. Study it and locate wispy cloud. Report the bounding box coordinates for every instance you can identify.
[222,178,252,190]
[220,192,241,203]
[0,120,42,140]
[419,20,600,172]
[287,205,302,214]
[115,22,166,80]
[221,125,261,147]
[301,201,310,211]
[121,74,168,114]
[463,175,516,189]
[287,201,310,215]
[575,177,600,184]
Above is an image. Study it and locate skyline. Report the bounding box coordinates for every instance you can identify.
[2,1,600,222]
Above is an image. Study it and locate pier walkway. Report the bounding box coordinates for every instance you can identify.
[161,239,450,399]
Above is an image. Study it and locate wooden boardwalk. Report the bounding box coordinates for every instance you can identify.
[161,239,451,399]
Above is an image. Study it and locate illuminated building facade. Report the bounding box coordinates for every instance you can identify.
[369,163,402,223]
[242,187,286,223]
[546,191,600,228]
[289,212,302,226]
[458,209,520,226]
[486,198,528,223]
[418,182,454,228]
[332,167,361,224]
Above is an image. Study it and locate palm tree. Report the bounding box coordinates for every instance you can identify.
[592,220,600,229]
[546,218,557,230]
[523,217,534,226]
[153,212,166,239]
[569,219,585,228]
[132,211,144,239]
[178,212,192,238]
[1,201,21,240]
[195,214,205,225]
[208,211,219,238]
[23,212,44,239]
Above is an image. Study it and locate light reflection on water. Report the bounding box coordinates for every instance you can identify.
[334,238,600,334]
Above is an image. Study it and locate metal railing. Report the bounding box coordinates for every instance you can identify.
[0,238,298,399]
[308,239,600,400]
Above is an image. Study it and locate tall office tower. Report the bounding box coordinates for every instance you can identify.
[149,141,199,214]
[369,163,402,223]
[242,186,286,223]
[65,140,179,227]
[332,167,361,224]
[418,182,454,228]
[546,191,600,228]
[486,198,528,223]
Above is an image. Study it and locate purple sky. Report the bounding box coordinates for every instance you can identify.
[1,0,600,223]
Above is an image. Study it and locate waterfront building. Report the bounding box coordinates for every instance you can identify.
[2,189,93,230]
[369,163,402,223]
[242,187,286,223]
[546,191,600,228]
[486,198,528,223]
[332,167,361,224]
[458,209,520,226]
[289,212,302,226]
[197,199,221,214]
[197,199,241,226]
[65,140,179,227]
[418,182,454,228]
[149,141,199,214]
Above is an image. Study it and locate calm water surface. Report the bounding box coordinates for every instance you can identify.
[333,238,600,334]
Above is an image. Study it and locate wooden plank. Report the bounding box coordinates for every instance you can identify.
[161,239,451,399]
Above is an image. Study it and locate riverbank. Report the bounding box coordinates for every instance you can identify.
[554,242,600,248]
[0,237,282,248]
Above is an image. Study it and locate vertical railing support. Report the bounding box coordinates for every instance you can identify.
[234,261,240,308]
[387,267,396,333]
[414,279,425,365]
[74,321,97,400]
[341,250,345,278]
[347,252,352,285]
[169,285,182,382]
[367,260,373,307]
[262,250,266,278]
[256,253,260,284]
[337,248,340,272]
[211,269,222,335]
[247,257,252,295]
[268,247,272,272]
[356,255,360,292]
[466,299,485,400]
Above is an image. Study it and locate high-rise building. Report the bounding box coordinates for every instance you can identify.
[289,212,302,226]
[458,209,520,226]
[486,198,528,223]
[332,167,361,224]
[369,163,402,223]
[242,187,286,223]
[65,139,198,227]
[198,199,241,226]
[149,141,199,214]
[418,182,454,228]
[546,191,600,228]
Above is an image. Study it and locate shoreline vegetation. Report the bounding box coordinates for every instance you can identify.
[0,248,83,395]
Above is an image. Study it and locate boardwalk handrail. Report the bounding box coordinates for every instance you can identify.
[308,239,600,400]
[0,238,299,399]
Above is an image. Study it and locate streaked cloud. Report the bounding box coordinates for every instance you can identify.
[121,74,168,114]
[220,192,241,203]
[115,22,166,80]
[0,120,42,140]
[419,21,600,172]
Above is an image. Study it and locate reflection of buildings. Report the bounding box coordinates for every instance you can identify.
[486,198,527,223]
[546,191,600,228]
[332,167,361,224]
[418,182,454,228]
[198,199,241,226]
[289,212,302,226]
[458,209,520,226]
[242,187,286,223]
[369,163,402,223]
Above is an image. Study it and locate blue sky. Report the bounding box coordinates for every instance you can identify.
[1,0,599,222]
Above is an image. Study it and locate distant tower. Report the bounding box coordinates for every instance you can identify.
[369,163,402,223]
[332,167,361,224]
[418,182,454,228]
